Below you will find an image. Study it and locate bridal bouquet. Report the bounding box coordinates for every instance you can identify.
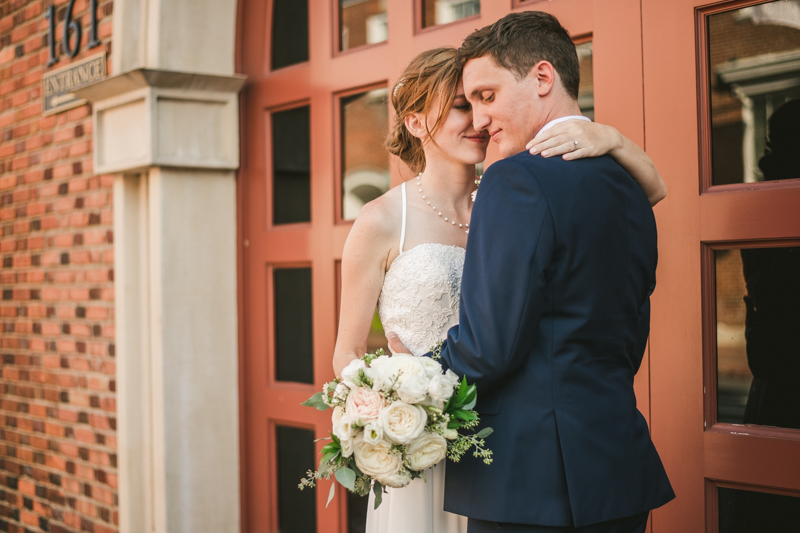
[298,349,493,508]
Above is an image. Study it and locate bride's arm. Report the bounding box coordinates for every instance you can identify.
[333,198,397,377]
[526,120,667,207]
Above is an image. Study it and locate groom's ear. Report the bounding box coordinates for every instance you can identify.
[404,113,429,140]
[531,60,557,97]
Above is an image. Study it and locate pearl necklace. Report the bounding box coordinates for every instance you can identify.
[415,173,470,233]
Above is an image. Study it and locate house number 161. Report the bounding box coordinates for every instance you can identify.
[45,0,101,66]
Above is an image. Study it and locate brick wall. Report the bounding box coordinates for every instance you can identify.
[0,1,117,532]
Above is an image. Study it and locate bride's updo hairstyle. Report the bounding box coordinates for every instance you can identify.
[386,47,460,174]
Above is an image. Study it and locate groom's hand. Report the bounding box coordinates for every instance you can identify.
[386,332,412,355]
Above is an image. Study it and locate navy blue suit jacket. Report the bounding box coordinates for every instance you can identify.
[432,152,674,527]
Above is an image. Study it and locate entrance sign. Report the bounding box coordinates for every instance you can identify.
[42,54,107,116]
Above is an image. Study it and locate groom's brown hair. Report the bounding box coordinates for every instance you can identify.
[458,11,580,100]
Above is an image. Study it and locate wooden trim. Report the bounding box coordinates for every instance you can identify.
[705,478,719,533]
[572,32,593,46]
[698,187,800,242]
[704,431,800,492]
[333,81,389,226]
[512,0,555,7]
[701,242,717,430]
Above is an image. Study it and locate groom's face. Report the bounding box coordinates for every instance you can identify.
[463,56,544,158]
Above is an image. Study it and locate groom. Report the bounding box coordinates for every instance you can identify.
[388,11,674,533]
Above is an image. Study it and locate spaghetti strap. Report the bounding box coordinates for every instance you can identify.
[399,182,407,254]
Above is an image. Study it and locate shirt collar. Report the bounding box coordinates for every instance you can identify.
[534,115,591,138]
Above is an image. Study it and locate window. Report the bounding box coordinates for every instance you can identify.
[272,106,311,225]
[274,267,314,383]
[340,0,388,51]
[714,245,800,430]
[421,0,479,28]
[276,426,316,532]
[576,41,594,120]
[340,88,390,221]
[271,0,309,70]
[707,0,800,186]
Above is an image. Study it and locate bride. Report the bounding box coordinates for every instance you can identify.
[332,47,666,533]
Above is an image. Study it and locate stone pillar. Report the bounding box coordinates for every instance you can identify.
[74,0,243,531]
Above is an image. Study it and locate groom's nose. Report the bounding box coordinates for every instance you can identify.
[472,108,491,132]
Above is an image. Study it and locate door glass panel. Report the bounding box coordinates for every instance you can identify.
[707,0,800,186]
[719,486,800,532]
[272,106,311,225]
[576,41,594,121]
[340,0,388,52]
[274,267,314,383]
[422,0,480,28]
[341,88,390,221]
[714,246,800,429]
[271,0,309,70]
[348,492,369,533]
[276,426,316,532]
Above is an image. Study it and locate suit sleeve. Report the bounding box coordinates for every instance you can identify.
[434,158,554,394]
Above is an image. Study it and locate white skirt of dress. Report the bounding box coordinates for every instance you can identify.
[365,461,468,533]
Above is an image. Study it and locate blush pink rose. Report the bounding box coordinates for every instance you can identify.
[345,387,386,422]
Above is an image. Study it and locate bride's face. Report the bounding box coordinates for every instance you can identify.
[423,82,489,165]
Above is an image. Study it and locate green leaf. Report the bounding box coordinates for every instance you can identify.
[301,392,330,411]
[476,427,493,439]
[326,481,336,507]
[335,467,357,491]
[351,463,364,477]
[320,440,341,457]
[373,482,384,509]
[462,387,477,410]
[320,451,340,464]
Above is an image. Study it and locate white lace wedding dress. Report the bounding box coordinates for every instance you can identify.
[365,182,469,533]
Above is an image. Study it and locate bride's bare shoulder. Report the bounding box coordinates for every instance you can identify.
[346,184,403,248]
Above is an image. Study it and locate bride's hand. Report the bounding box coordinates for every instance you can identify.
[386,332,412,355]
[525,120,623,161]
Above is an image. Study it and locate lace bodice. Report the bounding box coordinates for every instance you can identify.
[377,183,466,357]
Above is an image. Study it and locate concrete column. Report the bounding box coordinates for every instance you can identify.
[75,0,243,531]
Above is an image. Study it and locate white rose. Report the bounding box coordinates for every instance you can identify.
[420,357,443,378]
[428,374,457,403]
[363,422,384,445]
[352,434,403,479]
[331,406,345,426]
[376,470,412,489]
[367,356,392,392]
[333,415,356,443]
[444,369,460,387]
[384,354,427,387]
[397,374,429,404]
[443,428,458,440]
[379,401,427,444]
[406,432,448,471]
[341,359,367,388]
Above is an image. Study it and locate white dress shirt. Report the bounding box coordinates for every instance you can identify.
[534,115,591,138]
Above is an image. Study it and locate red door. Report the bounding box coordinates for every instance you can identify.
[237,1,656,531]
[643,0,800,530]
